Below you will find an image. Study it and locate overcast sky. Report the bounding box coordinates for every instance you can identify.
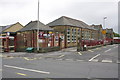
[0,0,118,33]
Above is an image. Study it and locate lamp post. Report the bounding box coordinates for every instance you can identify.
[37,0,40,52]
[103,17,107,29]
[103,17,107,45]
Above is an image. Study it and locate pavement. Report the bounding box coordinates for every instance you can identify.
[0,44,119,79]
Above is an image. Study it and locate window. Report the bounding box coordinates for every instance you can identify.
[67,28,71,42]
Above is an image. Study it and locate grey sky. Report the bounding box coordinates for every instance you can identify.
[0,0,118,33]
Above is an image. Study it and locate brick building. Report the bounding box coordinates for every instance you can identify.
[0,22,24,52]
[47,16,98,48]
[16,20,62,52]
[90,24,103,40]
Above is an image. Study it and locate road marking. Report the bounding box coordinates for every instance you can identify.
[76,60,84,62]
[88,50,94,52]
[105,49,111,53]
[58,55,65,58]
[96,48,101,50]
[23,57,36,61]
[0,54,3,57]
[4,65,50,74]
[77,52,82,55]
[66,59,73,61]
[90,59,98,62]
[23,57,30,61]
[17,73,27,76]
[89,54,100,61]
[102,60,112,63]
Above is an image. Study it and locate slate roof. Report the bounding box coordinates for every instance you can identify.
[19,20,53,32]
[47,16,96,30]
[90,24,103,30]
[0,23,15,34]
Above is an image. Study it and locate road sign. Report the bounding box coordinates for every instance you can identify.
[102,30,106,34]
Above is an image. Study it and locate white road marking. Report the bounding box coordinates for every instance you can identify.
[90,59,98,62]
[88,50,94,52]
[58,55,65,58]
[23,57,36,60]
[66,59,73,61]
[4,65,50,74]
[102,60,112,63]
[77,52,82,55]
[76,60,84,62]
[105,49,111,53]
[89,54,100,61]
[23,57,30,60]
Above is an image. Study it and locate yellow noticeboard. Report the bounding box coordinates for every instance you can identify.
[102,30,106,34]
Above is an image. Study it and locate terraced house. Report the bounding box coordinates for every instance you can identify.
[47,16,98,48]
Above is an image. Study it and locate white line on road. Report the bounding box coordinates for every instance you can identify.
[89,54,100,61]
[77,52,82,55]
[105,49,111,53]
[88,50,94,52]
[4,65,50,74]
[58,55,65,58]
[102,60,112,63]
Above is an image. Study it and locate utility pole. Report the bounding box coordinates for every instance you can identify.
[77,28,82,51]
[37,0,40,51]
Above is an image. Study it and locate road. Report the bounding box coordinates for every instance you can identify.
[1,44,119,79]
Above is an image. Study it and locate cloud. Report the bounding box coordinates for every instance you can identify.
[0,0,118,32]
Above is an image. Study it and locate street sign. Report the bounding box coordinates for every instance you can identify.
[102,30,106,34]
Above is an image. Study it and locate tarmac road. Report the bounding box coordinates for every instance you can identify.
[1,44,119,79]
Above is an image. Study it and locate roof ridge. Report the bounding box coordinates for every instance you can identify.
[62,16,83,23]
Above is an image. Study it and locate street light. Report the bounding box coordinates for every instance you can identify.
[103,17,107,44]
[37,0,40,52]
[103,17,107,29]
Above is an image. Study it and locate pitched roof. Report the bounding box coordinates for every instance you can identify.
[0,23,17,34]
[19,21,53,32]
[90,24,103,30]
[47,16,96,30]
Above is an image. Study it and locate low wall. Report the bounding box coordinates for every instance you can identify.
[16,46,60,53]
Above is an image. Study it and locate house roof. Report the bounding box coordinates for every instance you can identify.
[0,23,17,34]
[47,16,96,30]
[19,20,53,32]
[90,24,103,30]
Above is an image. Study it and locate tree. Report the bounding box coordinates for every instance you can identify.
[113,32,120,37]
